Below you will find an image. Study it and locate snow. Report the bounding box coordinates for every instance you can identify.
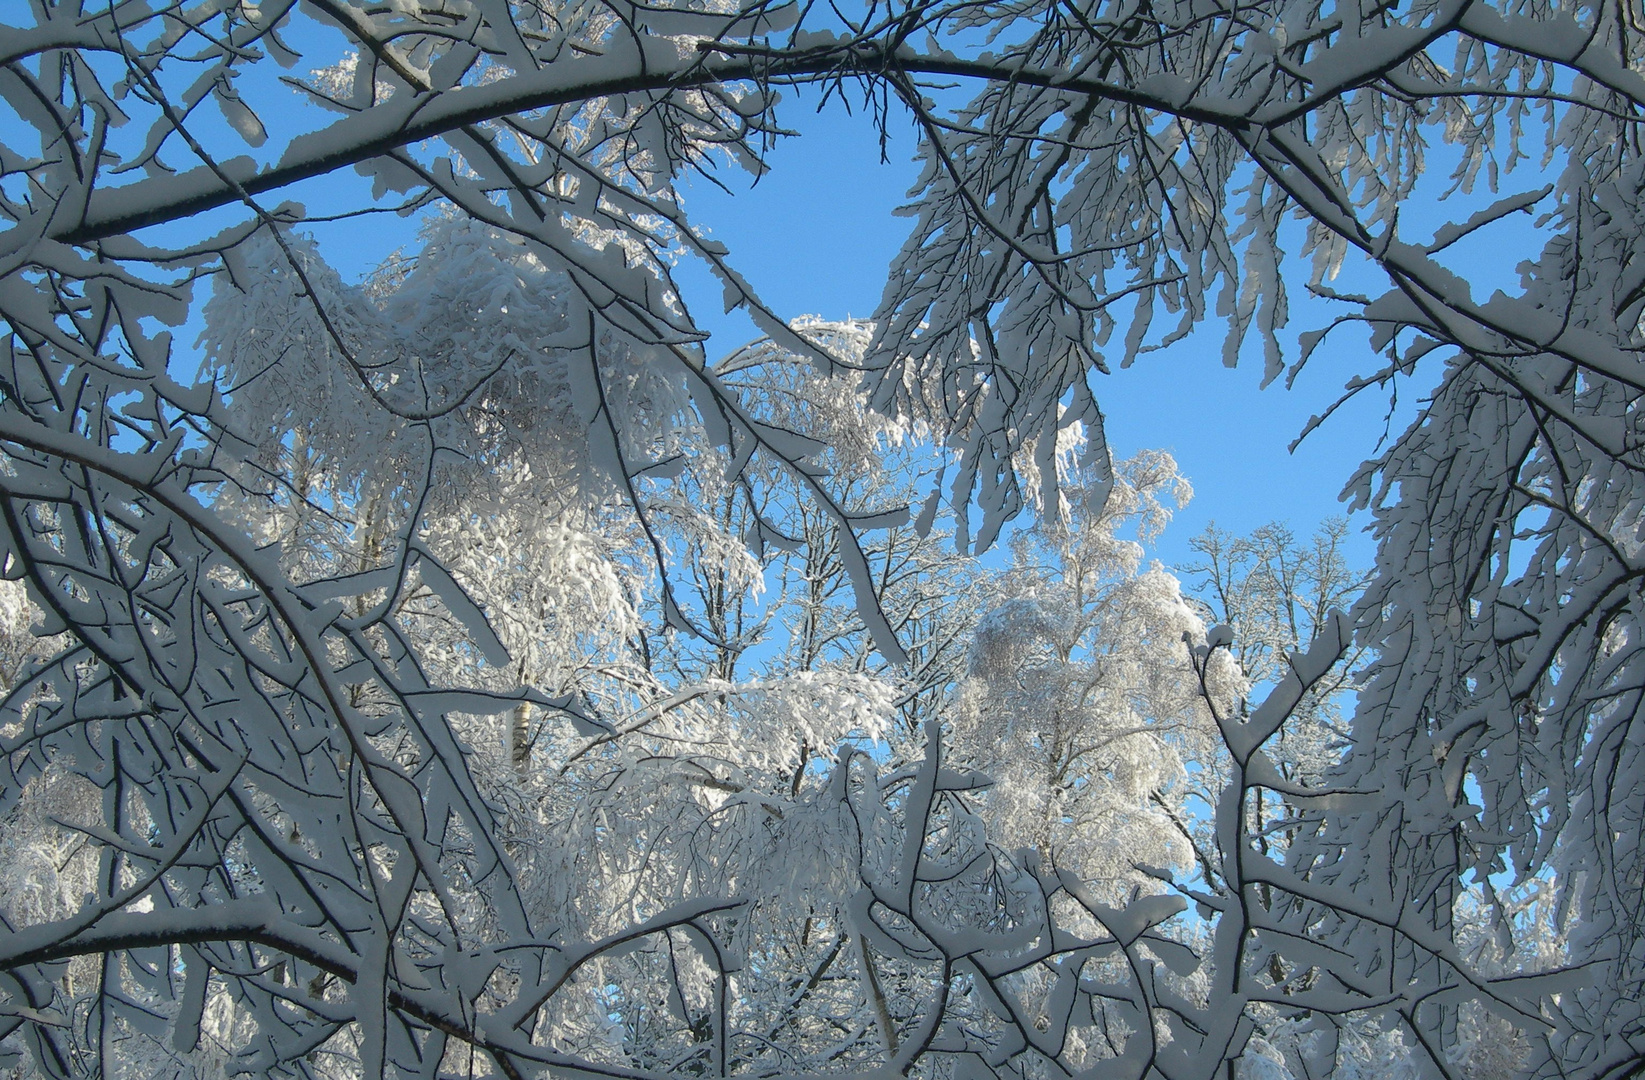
[2,0,1639,1076]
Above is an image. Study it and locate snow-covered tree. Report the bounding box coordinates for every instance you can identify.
[1172,521,1368,877]
[5,0,1645,1077]
[1183,521,1367,757]
[952,451,1216,895]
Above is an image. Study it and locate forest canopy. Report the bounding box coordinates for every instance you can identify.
[1,0,1643,1079]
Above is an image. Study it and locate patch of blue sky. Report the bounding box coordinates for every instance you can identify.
[673,93,1365,575]
[670,85,1561,583]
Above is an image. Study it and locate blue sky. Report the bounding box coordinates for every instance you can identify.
[669,91,1430,578]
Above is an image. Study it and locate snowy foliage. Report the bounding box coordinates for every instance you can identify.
[3,0,1644,1078]
[952,453,1221,895]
